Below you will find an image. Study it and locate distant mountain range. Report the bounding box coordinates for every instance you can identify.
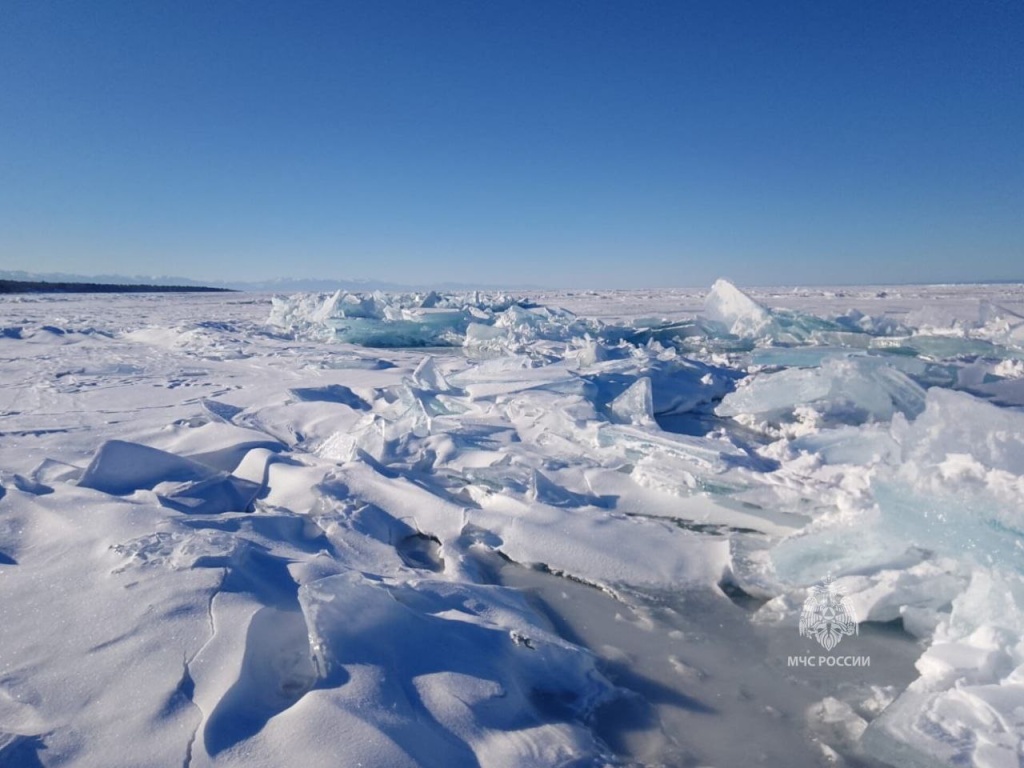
[0,270,544,293]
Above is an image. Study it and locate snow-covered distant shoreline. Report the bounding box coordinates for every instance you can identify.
[2,281,1023,766]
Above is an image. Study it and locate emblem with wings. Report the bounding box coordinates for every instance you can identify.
[799,577,858,651]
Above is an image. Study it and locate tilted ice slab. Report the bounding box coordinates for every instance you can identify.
[716,354,927,432]
[582,350,738,418]
[78,439,262,515]
[700,278,867,346]
[702,278,775,338]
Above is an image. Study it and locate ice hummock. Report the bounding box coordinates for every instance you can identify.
[268,289,597,350]
[269,280,1022,366]
[757,378,1024,768]
[768,384,1024,579]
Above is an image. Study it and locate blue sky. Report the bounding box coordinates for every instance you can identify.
[1,1,1021,288]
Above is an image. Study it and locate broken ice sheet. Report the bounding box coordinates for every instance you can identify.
[717,355,927,428]
[771,480,1024,588]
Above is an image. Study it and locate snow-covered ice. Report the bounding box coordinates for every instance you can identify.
[2,280,1024,766]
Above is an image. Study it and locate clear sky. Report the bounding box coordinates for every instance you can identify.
[1,1,1021,288]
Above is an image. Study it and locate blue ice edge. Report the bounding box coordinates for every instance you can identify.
[772,481,1024,585]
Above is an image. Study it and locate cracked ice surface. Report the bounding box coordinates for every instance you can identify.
[1,281,1024,767]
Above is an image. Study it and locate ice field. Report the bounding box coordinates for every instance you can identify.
[2,280,1024,767]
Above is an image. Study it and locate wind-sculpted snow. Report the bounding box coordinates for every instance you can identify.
[2,281,1024,767]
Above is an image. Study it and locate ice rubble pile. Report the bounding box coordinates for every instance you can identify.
[721,360,1024,764]
[270,279,1024,361]
[863,568,1024,768]
[268,289,597,349]
[700,278,882,348]
[701,278,1024,354]
[716,355,927,433]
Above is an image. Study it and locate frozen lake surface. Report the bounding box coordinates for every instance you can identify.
[1,281,1023,767]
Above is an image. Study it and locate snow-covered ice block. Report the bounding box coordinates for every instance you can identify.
[78,440,261,514]
[790,424,900,466]
[289,383,370,409]
[0,488,225,767]
[146,420,284,473]
[297,572,615,765]
[895,387,1024,482]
